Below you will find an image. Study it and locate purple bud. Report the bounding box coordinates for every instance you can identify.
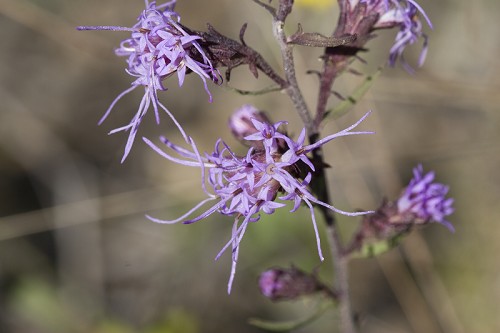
[228,105,273,147]
[258,267,325,301]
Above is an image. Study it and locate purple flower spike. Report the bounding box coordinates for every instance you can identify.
[397,164,455,232]
[78,0,220,162]
[143,109,374,293]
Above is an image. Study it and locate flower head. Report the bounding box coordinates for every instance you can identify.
[346,165,454,255]
[259,266,329,301]
[345,0,432,71]
[397,164,454,231]
[143,109,374,293]
[372,0,432,71]
[77,0,220,162]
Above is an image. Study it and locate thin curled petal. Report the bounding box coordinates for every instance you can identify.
[304,110,373,152]
[303,197,324,261]
[98,85,137,125]
[227,219,240,294]
[146,196,217,224]
[143,137,209,167]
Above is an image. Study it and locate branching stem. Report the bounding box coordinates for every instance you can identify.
[272,18,314,134]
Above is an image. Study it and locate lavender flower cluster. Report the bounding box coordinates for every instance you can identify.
[78,0,219,161]
[77,0,433,162]
[77,0,454,297]
[144,106,374,292]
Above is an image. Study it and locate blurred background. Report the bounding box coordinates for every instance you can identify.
[0,0,498,332]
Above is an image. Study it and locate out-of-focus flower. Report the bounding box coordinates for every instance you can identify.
[143,109,374,293]
[259,266,332,301]
[374,0,432,70]
[378,1,432,71]
[77,0,219,162]
[397,164,455,231]
[346,165,454,255]
[344,0,432,71]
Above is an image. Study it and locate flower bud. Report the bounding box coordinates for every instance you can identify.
[228,105,272,146]
[258,266,323,301]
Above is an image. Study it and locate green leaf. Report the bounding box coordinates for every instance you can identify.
[324,66,383,121]
[8,279,75,332]
[248,300,333,332]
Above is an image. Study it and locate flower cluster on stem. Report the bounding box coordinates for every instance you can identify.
[346,164,455,255]
[397,164,454,230]
[144,107,374,293]
[78,0,219,162]
[347,0,432,70]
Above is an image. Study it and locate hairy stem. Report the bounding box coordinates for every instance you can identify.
[272,18,315,134]
[327,222,355,333]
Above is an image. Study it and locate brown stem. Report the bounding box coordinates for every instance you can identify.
[309,143,356,333]
[314,5,379,131]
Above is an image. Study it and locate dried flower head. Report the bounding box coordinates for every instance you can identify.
[78,0,220,161]
[143,109,374,293]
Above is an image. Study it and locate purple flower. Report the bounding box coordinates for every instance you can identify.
[397,164,455,231]
[143,110,374,293]
[374,0,432,70]
[347,0,432,71]
[77,0,220,162]
[344,165,454,255]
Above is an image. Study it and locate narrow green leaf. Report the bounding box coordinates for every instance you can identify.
[248,300,333,332]
[324,66,383,121]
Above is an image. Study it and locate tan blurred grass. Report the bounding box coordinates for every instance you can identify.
[0,0,499,332]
